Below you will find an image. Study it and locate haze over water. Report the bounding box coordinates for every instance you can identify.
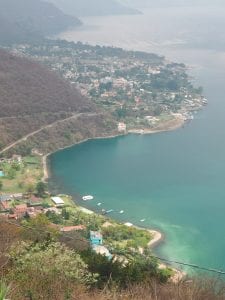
[50,5,225,274]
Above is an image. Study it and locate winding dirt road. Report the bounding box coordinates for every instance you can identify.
[0,112,97,155]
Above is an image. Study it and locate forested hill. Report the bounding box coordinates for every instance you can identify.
[0,49,116,156]
[0,50,92,117]
[0,0,81,44]
[48,0,140,17]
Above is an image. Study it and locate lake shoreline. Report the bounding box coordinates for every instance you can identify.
[42,115,185,182]
[43,116,187,281]
[75,204,185,282]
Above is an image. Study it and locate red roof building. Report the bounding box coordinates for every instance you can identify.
[13,204,28,218]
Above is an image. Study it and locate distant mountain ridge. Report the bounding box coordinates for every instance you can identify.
[47,0,140,17]
[0,0,82,44]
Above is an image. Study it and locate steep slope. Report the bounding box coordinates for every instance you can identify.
[0,50,93,117]
[0,49,117,156]
[48,0,140,17]
[0,0,81,44]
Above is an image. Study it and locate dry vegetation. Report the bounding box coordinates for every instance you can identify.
[7,113,117,156]
[1,219,225,300]
[0,49,92,117]
[76,281,225,300]
[6,275,225,299]
[0,49,117,156]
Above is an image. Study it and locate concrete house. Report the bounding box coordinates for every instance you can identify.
[90,231,103,245]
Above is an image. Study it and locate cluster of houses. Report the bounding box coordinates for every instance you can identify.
[0,194,64,220]
[0,154,23,178]
[0,154,22,164]
[0,192,112,260]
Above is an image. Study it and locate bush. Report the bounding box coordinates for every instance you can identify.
[8,241,97,299]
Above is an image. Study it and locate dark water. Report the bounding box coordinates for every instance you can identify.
[50,6,225,274]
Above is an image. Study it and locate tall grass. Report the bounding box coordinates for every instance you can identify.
[0,281,10,300]
[8,278,225,299]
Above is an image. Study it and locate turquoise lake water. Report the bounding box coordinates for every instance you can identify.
[50,5,225,275]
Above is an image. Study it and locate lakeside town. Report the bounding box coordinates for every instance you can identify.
[0,41,206,284]
[0,153,155,252]
[2,0,225,297]
[0,154,153,254]
[0,40,207,288]
[0,153,183,282]
[9,40,207,133]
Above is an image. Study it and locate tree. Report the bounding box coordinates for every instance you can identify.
[26,183,35,194]
[36,181,46,197]
[7,168,16,180]
[81,249,171,289]
[8,241,97,299]
[17,181,24,189]
[62,208,70,220]
[0,181,3,191]
[11,162,20,171]
[46,211,62,224]
[0,220,22,270]
[81,249,122,288]
[21,214,59,243]
[59,231,89,252]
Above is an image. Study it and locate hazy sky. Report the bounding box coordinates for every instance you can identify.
[120,0,225,9]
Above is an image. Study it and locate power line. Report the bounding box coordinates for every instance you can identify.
[1,218,225,276]
[152,255,225,275]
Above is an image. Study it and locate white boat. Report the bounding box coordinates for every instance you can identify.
[97,202,102,206]
[82,195,94,201]
[140,219,146,222]
[119,210,124,214]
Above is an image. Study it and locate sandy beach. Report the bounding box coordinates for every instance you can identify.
[62,199,185,282]
[148,229,163,248]
[42,154,49,182]
[147,229,186,282]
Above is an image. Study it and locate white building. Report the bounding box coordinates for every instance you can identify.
[51,197,65,206]
[118,122,127,132]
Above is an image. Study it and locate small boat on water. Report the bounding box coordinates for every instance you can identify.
[140,219,146,222]
[202,97,208,105]
[119,210,124,214]
[106,209,114,214]
[82,195,94,201]
[97,202,102,206]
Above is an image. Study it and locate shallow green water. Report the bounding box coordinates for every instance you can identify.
[50,5,225,274]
